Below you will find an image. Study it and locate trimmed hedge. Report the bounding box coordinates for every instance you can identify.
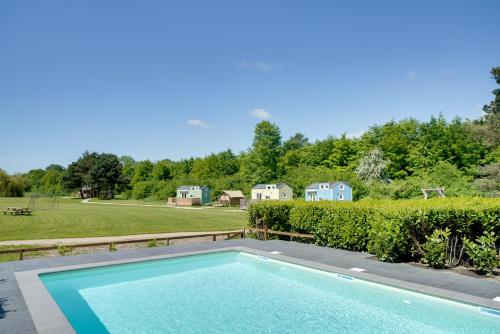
[248,198,500,262]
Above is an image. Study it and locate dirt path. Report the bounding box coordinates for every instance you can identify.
[0,230,243,246]
[80,198,241,212]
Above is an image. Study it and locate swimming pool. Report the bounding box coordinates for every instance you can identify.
[40,251,500,333]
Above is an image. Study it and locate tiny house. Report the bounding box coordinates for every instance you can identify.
[175,185,211,206]
[305,181,352,201]
[251,183,293,201]
[219,190,245,206]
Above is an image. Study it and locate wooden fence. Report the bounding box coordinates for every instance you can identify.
[0,231,244,261]
[0,227,315,261]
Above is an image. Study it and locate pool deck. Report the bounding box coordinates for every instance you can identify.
[1,238,500,333]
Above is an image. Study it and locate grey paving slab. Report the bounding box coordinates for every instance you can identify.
[10,259,50,273]
[45,252,115,267]
[0,309,36,334]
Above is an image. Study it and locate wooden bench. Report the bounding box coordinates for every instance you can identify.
[2,207,32,216]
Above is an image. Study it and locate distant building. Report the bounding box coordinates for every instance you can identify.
[219,190,245,206]
[305,181,352,201]
[174,185,211,206]
[251,183,293,201]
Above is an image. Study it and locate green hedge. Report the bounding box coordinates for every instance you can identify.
[248,198,500,262]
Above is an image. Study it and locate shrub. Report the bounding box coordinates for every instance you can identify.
[463,233,498,276]
[422,229,450,269]
[367,217,410,262]
[57,245,73,256]
[247,198,500,264]
[248,201,294,231]
[131,181,155,199]
[148,239,159,248]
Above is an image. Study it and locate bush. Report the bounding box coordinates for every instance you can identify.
[422,229,450,269]
[290,203,371,251]
[57,245,73,256]
[131,181,155,199]
[148,239,159,248]
[0,170,24,197]
[463,233,498,276]
[247,198,500,263]
[367,217,410,262]
[248,201,294,231]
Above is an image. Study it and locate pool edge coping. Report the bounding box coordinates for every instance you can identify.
[15,245,500,333]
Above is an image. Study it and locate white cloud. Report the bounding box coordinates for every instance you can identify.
[187,119,208,127]
[240,60,273,72]
[407,70,417,80]
[249,108,271,119]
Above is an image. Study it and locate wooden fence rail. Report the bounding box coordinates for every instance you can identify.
[0,230,245,261]
[0,227,315,261]
[244,227,314,241]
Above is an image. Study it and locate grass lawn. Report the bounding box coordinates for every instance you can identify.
[0,197,247,241]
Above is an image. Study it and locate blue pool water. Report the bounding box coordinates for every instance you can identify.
[40,251,500,333]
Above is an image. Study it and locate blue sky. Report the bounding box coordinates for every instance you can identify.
[1,1,499,173]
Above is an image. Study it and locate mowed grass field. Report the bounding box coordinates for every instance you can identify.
[0,197,247,241]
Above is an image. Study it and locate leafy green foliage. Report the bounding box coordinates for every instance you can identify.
[57,245,73,256]
[248,198,500,264]
[463,233,498,276]
[368,217,410,263]
[247,121,282,183]
[422,229,450,269]
[148,239,159,248]
[0,169,24,197]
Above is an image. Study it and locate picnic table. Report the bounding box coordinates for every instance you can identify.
[2,207,32,216]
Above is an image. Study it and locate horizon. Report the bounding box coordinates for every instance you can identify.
[1,1,499,174]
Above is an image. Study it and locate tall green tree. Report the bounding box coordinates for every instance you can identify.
[283,133,309,152]
[475,67,500,148]
[62,151,99,197]
[89,153,122,199]
[249,121,282,183]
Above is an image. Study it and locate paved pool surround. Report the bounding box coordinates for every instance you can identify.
[1,239,500,334]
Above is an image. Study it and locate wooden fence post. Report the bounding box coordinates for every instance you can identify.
[242,228,245,239]
[19,250,24,261]
[264,224,268,241]
[212,234,216,241]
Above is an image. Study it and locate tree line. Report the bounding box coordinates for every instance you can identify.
[1,67,499,200]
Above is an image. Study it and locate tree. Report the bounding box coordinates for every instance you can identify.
[89,153,122,199]
[23,169,46,191]
[249,121,282,183]
[482,67,500,117]
[41,169,63,194]
[45,164,65,172]
[0,169,24,197]
[325,134,359,168]
[283,133,309,152]
[62,151,99,197]
[473,67,500,148]
[131,160,154,185]
[361,119,419,178]
[355,148,390,183]
[152,160,173,181]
